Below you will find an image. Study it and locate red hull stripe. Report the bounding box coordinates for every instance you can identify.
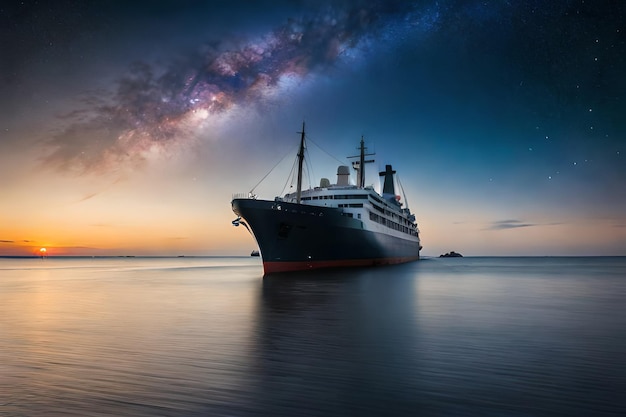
[263,256,420,274]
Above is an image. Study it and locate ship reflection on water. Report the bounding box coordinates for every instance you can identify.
[252,268,423,415]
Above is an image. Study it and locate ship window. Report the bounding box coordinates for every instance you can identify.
[335,194,368,200]
[357,213,361,219]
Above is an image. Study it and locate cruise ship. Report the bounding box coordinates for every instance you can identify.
[231,123,421,274]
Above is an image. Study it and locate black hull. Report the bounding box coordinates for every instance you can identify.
[232,199,420,274]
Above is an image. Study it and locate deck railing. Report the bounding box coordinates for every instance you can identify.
[232,193,256,200]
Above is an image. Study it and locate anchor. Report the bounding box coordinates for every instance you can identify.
[232,217,251,234]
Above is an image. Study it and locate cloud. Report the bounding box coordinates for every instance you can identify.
[0,240,15,243]
[487,220,536,230]
[41,1,438,174]
[74,177,125,203]
[78,192,102,203]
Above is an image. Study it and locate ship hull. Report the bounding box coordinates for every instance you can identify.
[232,198,420,274]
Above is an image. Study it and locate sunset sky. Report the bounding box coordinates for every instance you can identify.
[2,0,625,257]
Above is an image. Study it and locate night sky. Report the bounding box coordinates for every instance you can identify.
[1,0,625,256]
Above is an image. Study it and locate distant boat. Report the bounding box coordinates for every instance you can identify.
[250,250,260,257]
[232,122,421,274]
[440,251,463,258]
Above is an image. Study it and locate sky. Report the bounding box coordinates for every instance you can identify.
[1,0,625,257]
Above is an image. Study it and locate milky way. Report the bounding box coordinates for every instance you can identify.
[41,1,442,174]
[6,0,623,185]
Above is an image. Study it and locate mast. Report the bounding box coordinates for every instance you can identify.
[349,136,375,188]
[296,121,306,204]
[379,164,397,196]
[359,136,365,188]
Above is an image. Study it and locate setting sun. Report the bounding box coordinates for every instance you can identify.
[39,247,47,254]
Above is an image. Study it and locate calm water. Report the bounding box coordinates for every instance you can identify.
[1,256,625,416]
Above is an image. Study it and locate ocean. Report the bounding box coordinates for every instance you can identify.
[1,256,625,416]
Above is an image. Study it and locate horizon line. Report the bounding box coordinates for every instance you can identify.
[2,255,625,259]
